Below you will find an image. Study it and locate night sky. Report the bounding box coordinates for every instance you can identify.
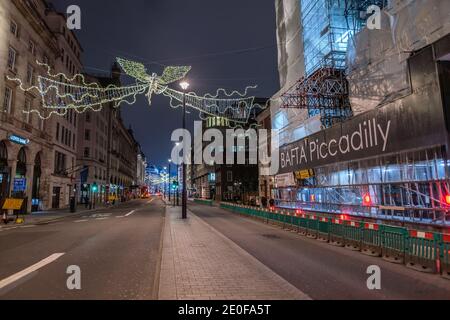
[52,0,279,167]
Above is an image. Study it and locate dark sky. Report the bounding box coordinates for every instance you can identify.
[52,0,279,167]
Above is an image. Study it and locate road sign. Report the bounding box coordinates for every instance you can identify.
[13,178,26,192]
[2,198,24,210]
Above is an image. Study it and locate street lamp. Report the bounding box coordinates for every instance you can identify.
[180,80,189,219]
[168,159,172,202]
[163,166,167,200]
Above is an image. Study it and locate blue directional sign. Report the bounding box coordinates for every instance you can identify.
[9,134,30,146]
[13,178,27,192]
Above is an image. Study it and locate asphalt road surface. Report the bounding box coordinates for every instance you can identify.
[0,197,164,300]
[189,203,450,300]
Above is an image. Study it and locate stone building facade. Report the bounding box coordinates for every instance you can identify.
[1,0,143,213]
[0,0,60,213]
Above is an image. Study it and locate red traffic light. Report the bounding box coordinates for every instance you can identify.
[445,194,450,205]
[363,194,372,206]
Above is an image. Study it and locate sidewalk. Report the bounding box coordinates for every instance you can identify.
[158,206,310,300]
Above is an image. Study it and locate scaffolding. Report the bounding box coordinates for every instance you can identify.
[281,0,386,128]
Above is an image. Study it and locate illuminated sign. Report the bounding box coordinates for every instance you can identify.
[9,135,30,145]
[295,169,315,180]
[13,178,26,192]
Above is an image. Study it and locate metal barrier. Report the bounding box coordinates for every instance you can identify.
[317,217,330,242]
[298,214,308,235]
[441,234,450,280]
[406,230,438,273]
[329,218,345,247]
[361,223,382,257]
[343,220,362,251]
[382,225,408,264]
[219,202,448,278]
[306,215,318,239]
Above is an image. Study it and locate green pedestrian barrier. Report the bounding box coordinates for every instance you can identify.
[329,218,345,247]
[441,234,450,280]
[406,230,439,274]
[361,223,382,257]
[317,217,330,242]
[306,215,319,239]
[382,225,408,264]
[298,214,308,235]
[343,220,362,251]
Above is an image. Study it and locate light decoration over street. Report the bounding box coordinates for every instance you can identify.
[7,58,268,124]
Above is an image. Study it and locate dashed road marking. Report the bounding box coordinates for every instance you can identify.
[95,218,109,221]
[74,220,88,223]
[20,225,36,229]
[0,253,65,290]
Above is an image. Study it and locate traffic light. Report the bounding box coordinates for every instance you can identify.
[363,193,372,206]
[172,180,179,190]
[91,183,98,193]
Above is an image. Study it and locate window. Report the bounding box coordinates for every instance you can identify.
[26,64,34,85]
[85,129,90,141]
[10,20,18,37]
[227,171,233,182]
[3,87,13,113]
[84,147,90,158]
[56,123,60,140]
[54,151,67,175]
[86,113,91,123]
[72,133,76,149]
[38,117,44,131]
[7,47,17,70]
[28,40,36,55]
[23,98,32,123]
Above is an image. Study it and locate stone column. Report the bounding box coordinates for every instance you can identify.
[6,159,17,216]
[25,162,34,214]
[7,159,17,198]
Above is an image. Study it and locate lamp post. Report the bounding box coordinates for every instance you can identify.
[168,159,172,203]
[175,142,180,207]
[163,166,167,200]
[180,81,189,219]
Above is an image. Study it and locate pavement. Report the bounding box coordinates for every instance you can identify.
[188,203,450,300]
[0,197,164,299]
[159,206,310,300]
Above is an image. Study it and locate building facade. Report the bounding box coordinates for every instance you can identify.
[1,0,64,213]
[271,0,450,226]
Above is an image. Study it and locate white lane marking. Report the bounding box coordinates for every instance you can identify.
[95,218,109,221]
[116,216,125,219]
[74,220,88,223]
[20,225,36,229]
[0,253,65,290]
[125,210,136,217]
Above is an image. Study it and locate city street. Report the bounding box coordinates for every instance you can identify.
[1,200,449,300]
[0,198,164,299]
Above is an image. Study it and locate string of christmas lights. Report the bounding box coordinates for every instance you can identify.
[7,57,270,124]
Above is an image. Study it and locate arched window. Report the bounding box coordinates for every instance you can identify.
[16,148,27,177]
[0,141,7,161]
